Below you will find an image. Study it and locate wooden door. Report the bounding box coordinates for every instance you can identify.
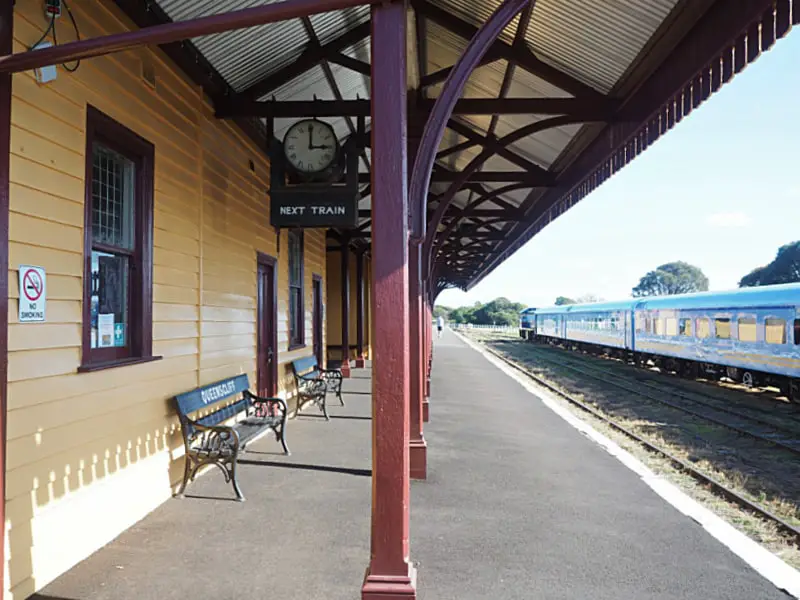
[313,275,323,366]
[257,254,278,397]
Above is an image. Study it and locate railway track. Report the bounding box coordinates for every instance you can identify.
[510,342,800,453]
[466,333,800,547]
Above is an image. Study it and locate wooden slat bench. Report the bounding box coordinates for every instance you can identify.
[291,356,344,420]
[174,374,288,501]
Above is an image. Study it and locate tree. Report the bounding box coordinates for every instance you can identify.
[433,305,452,319]
[555,296,576,305]
[445,297,527,325]
[739,241,800,287]
[632,261,709,297]
[576,293,603,304]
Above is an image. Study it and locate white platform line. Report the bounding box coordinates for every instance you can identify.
[453,330,800,599]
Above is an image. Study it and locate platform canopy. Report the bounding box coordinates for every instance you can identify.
[113,0,794,292]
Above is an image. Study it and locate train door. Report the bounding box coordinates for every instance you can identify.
[625,311,633,349]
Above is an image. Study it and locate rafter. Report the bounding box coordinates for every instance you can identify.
[238,21,371,100]
[412,0,605,99]
[216,96,616,118]
[359,171,551,184]
[328,53,371,76]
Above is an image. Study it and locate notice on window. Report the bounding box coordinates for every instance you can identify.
[98,313,115,348]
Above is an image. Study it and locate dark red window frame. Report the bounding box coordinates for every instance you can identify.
[288,229,305,350]
[79,106,159,372]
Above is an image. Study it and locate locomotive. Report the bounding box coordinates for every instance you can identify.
[518,283,800,403]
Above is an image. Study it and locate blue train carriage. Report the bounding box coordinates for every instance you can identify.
[532,305,571,344]
[561,300,637,357]
[632,283,800,402]
[519,307,537,339]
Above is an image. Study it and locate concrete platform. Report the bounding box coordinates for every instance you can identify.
[30,333,791,599]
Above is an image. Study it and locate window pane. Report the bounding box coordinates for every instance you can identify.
[794,319,800,345]
[288,231,303,287]
[715,318,731,339]
[679,319,691,336]
[90,251,129,349]
[289,287,302,344]
[654,318,664,336]
[665,318,677,336]
[92,144,135,250]
[696,318,710,339]
[738,317,757,342]
[765,318,786,344]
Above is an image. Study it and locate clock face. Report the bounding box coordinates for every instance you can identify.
[283,119,338,174]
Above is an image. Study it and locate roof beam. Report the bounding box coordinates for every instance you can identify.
[0,0,376,75]
[358,171,552,184]
[216,96,615,118]
[237,21,371,100]
[419,48,504,88]
[328,53,371,76]
[412,0,605,99]
[446,119,546,174]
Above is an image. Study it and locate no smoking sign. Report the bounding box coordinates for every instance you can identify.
[19,265,46,322]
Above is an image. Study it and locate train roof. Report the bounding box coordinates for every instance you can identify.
[519,307,536,314]
[631,282,800,311]
[532,283,800,315]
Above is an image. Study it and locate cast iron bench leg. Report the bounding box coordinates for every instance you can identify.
[279,419,291,455]
[231,455,245,502]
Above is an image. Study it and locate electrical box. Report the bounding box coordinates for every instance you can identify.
[45,0,62,19]
[33,42,57,84]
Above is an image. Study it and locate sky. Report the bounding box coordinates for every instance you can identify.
[438,29,800,310]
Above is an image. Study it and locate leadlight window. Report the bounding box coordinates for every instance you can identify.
[81,106,155,370]
[288,230,304,348]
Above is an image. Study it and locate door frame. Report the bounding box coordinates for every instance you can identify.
[257,252,278,397]
[312,273,323,366]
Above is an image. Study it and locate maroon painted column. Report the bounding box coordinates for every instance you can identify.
[341,239,352,377]
[0,5,11,597]
[355,249,367,368]
[408,243,427,479]
[421,285,430,423]
[362,0,416,597]
[407,112,427,476]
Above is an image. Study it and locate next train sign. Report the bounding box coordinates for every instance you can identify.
[270,189,358,229]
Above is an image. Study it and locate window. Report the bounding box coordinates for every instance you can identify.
[795,319,800,345]
[738,317,757,342]
[654,318,665,336]
[679,318,692,336]
[644,316,652,333]
[696,318,710,339]
[665,318,678,336]
[288,229,304,348]
[765,318,786,344]
[81,107,155,371]
[715,318,731,340]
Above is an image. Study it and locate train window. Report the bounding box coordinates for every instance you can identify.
[715,318,731,339]
[765,318,786,344]
[679,318,691,336]
[738,317,757,342]
[696,318,710,339]
[665,318,677,336]
[654,318,664,336]
[794,319,800,345]
[635,314,646,332]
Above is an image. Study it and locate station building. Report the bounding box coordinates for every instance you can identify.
[3,3,374,597]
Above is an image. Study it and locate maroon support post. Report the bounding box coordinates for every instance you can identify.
[422,289,431,422]
[341,239,352,377]
[407,112,427,476]
[355,249,367,368]
[362,0,416,597]
[0,5,11,597]
[409,240,427,480]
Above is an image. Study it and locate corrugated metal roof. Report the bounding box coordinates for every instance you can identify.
[149,0,692,286]
[158,0,311,91]
[526,0,680,93]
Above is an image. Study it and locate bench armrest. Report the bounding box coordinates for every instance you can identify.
[318,368,343,379]
[186,421,241,453]
[244,391,287,414]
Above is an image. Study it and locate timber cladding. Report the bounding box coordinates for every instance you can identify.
[325,251,372,361]
[4,2,325,598]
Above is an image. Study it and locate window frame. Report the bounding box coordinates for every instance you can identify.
[764,316,787,345]
[79,106,158,372]
[287,229,305,350]
[794,319,800,346]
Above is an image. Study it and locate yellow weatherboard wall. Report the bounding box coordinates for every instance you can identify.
[5,3,324,598]
[325,251,371,362]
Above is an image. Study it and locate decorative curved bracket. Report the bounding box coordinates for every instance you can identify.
[408,0,534,252]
